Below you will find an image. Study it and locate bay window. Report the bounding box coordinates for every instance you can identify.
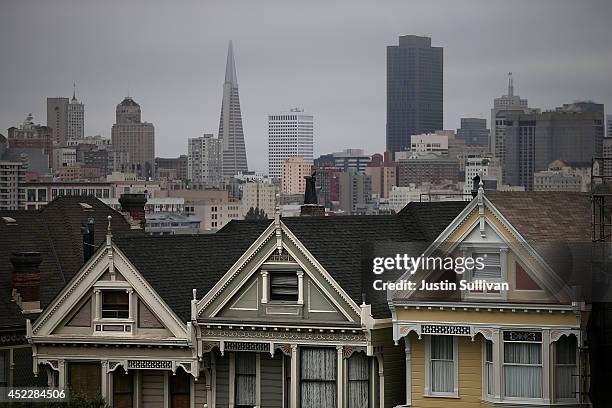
[555,335,577,400]
[301,348,337,408]
[503,332,542,399]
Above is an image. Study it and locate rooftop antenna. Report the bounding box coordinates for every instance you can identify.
[72,82,77,100]
[508,72,514,97]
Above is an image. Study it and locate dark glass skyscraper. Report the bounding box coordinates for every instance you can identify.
[386,35,443,157]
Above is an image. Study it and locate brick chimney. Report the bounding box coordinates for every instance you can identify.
[10,251,42,313]
[119,193,147,229]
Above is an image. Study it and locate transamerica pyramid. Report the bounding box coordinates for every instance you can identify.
[218,40,248,178]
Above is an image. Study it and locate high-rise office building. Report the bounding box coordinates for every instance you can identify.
[490,73,538,176]
[111,97,155,179]
[7,114,54,168]
[503,104,604,190]
[67,86,84,141]
[456,118,489,147]
[314,149,371,174]
[46,86,85,144]
[607,114,612,139]
[187,134,222,184]
[47,97,69,145]
[386,35,443,157]
[0,159,26,210]
[268,108,314,179]
[218,41,248,178]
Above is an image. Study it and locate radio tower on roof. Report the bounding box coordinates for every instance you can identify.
[218,40,248,178]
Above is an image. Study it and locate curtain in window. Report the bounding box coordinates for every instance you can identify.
[0,351,7,386]
[348,352,369,408]
[485,340,494,395]
[555,336,577,399]
[301,348,337,408]
[431,336,454,393]
[235,352,256,406]
[504,342,542,398]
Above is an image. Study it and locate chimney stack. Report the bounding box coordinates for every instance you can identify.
[301,171,325,216]
[81,217,95,262]
[119,193,147,228]
[10,251,42,312]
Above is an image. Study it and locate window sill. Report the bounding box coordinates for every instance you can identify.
[424,393,460,399]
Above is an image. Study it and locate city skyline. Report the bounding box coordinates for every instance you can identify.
[1,0,611,173]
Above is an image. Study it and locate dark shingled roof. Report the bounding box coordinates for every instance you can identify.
[0,197,139,331]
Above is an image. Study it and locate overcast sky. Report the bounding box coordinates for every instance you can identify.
[1,0,611,172]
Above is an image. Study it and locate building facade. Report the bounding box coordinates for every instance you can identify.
[386,35,443,157]
[188,134,222,184]
[364,152,397,199]
[67,91,85,141]
[0,160,26,210]
[111,97,155,179]
[456,117,489,148]
[397,154,459,186]
[7,114,53,168]
[338,170,372,214]
[218,41,248,178]
[268,109,314,180]
[314,149,371,174]
[282,157,313,194]
[533,160,591,192]
[241,180,277,219]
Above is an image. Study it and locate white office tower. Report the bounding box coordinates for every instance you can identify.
[67,84,84,141]
[187,134,222,184]
[268,108,314,179]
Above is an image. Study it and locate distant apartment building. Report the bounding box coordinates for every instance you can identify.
[7,114,53,168]
[268,108,314,179]
[241,180,277,219]
[503,103,604,190]
[156,155,188,181]
[364,152,397,198]
[463,155,501,196]
[338,170,372,214]
[0,160,26,210]
[387,35,443,156]
[457,117,489,147]
[66,135,111,148]
[77,145,112,178]
[53,147,77,169]
[187,134,222,184]
[145,212,201,235]
[314,149,371,174]
[57,162,101,181]
[314,166,340,208]
[111,97,155,178]
[533,160,591,192]
[388,185,424,212]
[282,157,312,194]
[397,153,459,186]
[410,133,449,154]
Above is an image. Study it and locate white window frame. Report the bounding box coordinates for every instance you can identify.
[424,335,458,397]
[502,333,544,403]
[553,335,579,403]
[483,339,494,398]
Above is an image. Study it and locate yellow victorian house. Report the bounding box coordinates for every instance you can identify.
[389,189,591,407]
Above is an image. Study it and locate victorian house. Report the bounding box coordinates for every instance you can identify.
[389,190,591,407]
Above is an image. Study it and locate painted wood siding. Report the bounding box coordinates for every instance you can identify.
[194,377,207,407]
[411,334,483,407]
[141,371,164,408]
[384,338,406,408]
[260,353,283,408]
[216,355,230,408]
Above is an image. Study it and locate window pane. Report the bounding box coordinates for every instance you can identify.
[348,353,369,408]
[270,273,298,301]
[504,342,542,398]
[0,351,7,386]
[431,336,454,393]
[102,291,129,318]
[301,348,337,408]
[555,336,577,399]
[235,352,256,406]
[504,343,541,364]
[113,368,133,408]
[68,362,101,399]
[473,252,501,280]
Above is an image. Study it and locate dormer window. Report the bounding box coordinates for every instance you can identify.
[270,273,299,302]
[472,252,502,280]
[102,291,129,318]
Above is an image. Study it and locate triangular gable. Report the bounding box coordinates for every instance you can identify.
[197,216,361,323]
[33,239,188,339]
[392,191,572,303]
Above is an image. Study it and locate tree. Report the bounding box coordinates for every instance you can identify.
[245,206,268,220]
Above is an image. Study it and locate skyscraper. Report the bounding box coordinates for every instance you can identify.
[386,35,443,157]
[67,85,84,141]
[46,85,85,144]
[490,73,537,173]
[111,97,155,179]
[218,41,248,178]
[268,108,314,179]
